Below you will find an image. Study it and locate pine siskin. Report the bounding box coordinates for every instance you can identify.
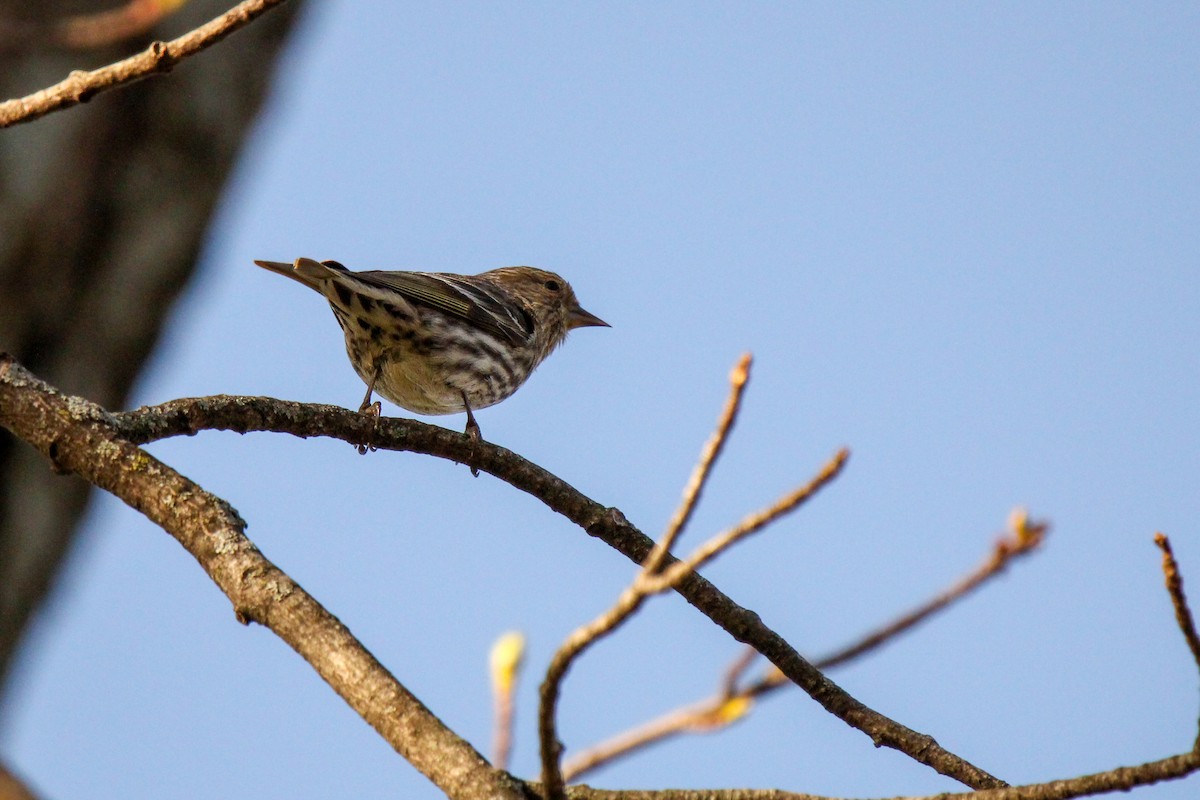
[254,257,608,442]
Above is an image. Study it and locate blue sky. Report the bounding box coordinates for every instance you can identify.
[4,3,1199,798]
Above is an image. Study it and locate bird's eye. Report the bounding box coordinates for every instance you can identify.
[544,279,561,292]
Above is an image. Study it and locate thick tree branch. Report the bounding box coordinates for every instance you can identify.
[0,356,523,800]
[0,0,287,128]
[108,391,1004,788]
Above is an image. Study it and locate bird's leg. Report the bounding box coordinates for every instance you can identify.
[357,368,382,455]
[461,391,481,477]
[461,392,482,440]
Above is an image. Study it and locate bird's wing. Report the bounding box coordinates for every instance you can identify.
[357,270,533,347]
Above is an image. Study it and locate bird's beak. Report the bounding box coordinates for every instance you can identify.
[568,305,610,329]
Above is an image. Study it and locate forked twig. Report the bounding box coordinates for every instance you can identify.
[642,449,849,595]
[539,447,849,798]
[537,356,846,798]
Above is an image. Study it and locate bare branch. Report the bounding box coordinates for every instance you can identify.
[562,691,753,783]
[539,580,649,798]
[92,380,1008,786]
[563,509,1045,781]
[0,356,523,800]
[541,366,838,795]
[653,352,752,563]
[1155,533,1200,677]
[641,448,849,594]
[542,447,849,797]
[563,534,1200,799]
[812,508,1048,671]
[7,357,1197,798]
[0,0,288,129]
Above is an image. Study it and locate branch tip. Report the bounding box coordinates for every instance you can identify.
[655,352,756,567]
[731,352,752,386]
[1156,533,1200,675]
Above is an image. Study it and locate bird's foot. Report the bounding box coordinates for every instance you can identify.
[356,400,382,455]
[465,419,481,477]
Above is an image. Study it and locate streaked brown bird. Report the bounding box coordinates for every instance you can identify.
[254,257,609,443]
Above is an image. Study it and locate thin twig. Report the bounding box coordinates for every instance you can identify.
[540,447,848,798]
[719,646,759,698]
[1155,534,1200,680]
[1156,532,1200,756]
[562,509,1046,781]
[562,694,748,783]
[539,581,650,798]
[0,0,287,129]
[813,507,1049,671]
[563,690,756,782]
[641,448,850,594]
[651,353,752,566]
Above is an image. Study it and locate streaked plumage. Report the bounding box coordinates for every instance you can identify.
[254,257,608,438]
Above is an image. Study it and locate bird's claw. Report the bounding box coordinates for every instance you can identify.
[356,401,382,455]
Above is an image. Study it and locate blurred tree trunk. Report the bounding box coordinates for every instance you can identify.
[0,0,305,701]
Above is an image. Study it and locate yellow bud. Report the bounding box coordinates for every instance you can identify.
[1008,506,1029,537]
[489,631,526,694]
[690,695,754,731]
[715,695,753,724]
